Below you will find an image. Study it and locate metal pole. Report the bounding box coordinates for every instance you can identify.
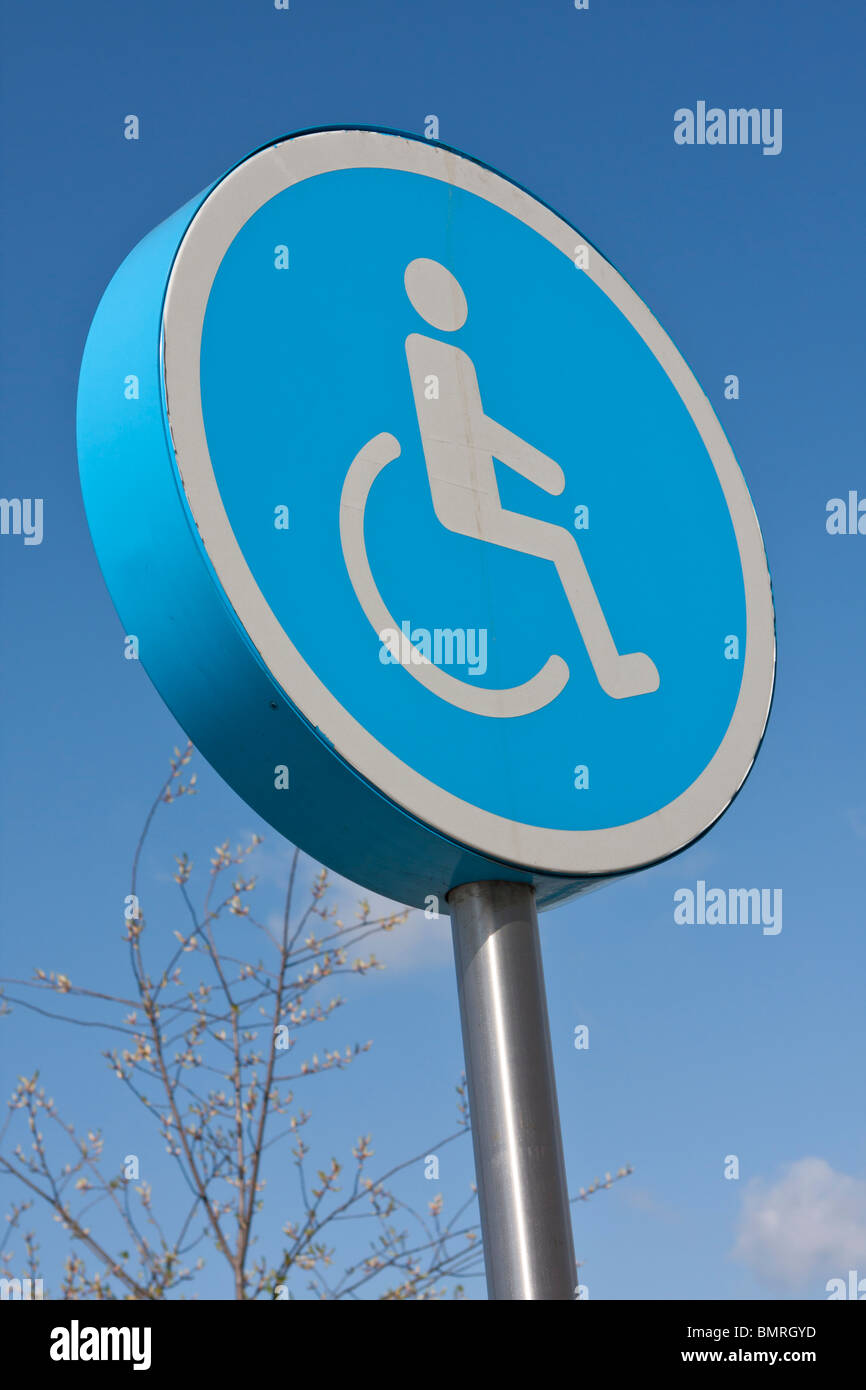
[447,879,576,1300]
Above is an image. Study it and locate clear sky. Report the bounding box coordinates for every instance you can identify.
[1,0,864,1300]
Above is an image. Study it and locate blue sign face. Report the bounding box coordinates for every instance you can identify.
[77,128,775,910]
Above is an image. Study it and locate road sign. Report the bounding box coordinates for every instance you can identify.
[77,127,775,912]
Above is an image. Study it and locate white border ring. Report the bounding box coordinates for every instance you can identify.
[162,129,775,877]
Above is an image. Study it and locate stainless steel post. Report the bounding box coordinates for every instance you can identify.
[447,879,576,1300]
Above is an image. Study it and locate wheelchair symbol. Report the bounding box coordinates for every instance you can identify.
[339,258,660,718]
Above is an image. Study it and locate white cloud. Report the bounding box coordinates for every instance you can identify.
[242,833,453,975]
[361,901,454,974]
[733,1158,866,1289]
[316,880,454,976]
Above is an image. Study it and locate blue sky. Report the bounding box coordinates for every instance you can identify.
[1,0,865,1299]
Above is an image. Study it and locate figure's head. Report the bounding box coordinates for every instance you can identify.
[404,257,468,332]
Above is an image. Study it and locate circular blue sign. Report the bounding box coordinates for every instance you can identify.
[77,128,775,910]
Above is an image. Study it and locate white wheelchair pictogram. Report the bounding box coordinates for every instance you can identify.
[339,257,660,717]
